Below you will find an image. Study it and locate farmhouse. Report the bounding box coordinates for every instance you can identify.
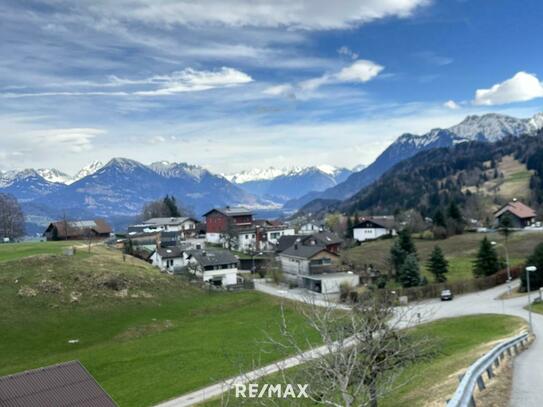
[43,219,112,241]
[494,200,537,229]
[0,360,116,407]
[142,217,198,237]
[203,206,253,244]
[185,249,239,286]
[353,217,397,242]
[298,222,321,235]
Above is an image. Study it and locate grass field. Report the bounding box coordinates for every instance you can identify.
[200,314,525,406]
[0,240,83,262]
[343,231,543,283]
[0,244,316,407]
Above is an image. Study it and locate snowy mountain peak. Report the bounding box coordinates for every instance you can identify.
[225,165,350,184]
[73,161,103,182]
[104,157,146,172]
[149,161,209,181]
[36,168,72,184]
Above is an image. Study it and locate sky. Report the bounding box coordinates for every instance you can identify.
[1,0,543,175]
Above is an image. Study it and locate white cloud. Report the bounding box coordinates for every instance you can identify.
[34,128,104,152]
[336,60,384,82]
[473,71,543,106]
[85,0,431,30]
[337,46,359,60]
[444,100,459,109]
[263,84,294,96]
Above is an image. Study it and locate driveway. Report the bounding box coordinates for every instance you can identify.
[155,282,541,406]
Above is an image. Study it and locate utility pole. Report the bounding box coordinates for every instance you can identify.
[526,266,536,334]
[492,241,512,295]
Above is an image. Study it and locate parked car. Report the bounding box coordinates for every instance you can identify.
[440,289,453,301]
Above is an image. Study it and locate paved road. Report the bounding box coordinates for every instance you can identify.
[155,282,541,407]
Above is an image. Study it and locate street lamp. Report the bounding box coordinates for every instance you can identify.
[491,241,512,294]
[526,265,537,334]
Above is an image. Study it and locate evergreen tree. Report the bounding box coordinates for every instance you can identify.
[498,212,514,241]
[473,237,499,277]
[433,210,446,228]
[521,243,543,291]
[163,195,181,217]
[427,245,448,283]
[398,229,417,257]
[346,217,354,239]
[399,254,421,288]
[390,239,407,277]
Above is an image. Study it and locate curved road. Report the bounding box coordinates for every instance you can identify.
[155,282,541,407]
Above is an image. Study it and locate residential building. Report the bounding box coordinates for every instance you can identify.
[300,231,343,254]
[353,217,397,242]
[203,206,253,244]
[298,222,321,235]
[184,249,239,286]
[0,360,116,407]
[151,246,185,273]
[43,219,112,241]
[494,200,537,229]
[278,242,340,284]
[142,217,198,237]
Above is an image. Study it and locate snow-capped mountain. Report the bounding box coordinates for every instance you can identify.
[73,161,103,182]
[149,161,208,181]
[0,169,65,202]
[227,165,353,203]
[287,112,543,209]
[36,168,73,184]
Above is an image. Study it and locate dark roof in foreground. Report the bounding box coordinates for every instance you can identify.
[276,235,302,252]
[0,360,117,407]
[281,244,336,259]
[186,249,239,267]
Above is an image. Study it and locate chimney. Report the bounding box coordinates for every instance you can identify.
[294,243,298,250]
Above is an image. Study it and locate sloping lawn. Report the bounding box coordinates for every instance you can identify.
[0,240,83,262]
[0,245,316,407]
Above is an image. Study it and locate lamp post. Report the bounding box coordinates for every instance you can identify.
[526,266,537,334]
[491,241,512,295]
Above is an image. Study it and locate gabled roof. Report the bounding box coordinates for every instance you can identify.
[307,231,343,246]
[354,217,396,230]
[185,249,239,267]
[143,217,195,226]
[45,219,112,237]
[0,360,116,407]
[276,235,303,253]
[155,246,184,259]
[280,244,337,260]
[494,201,536,220]
[202,207,252,217]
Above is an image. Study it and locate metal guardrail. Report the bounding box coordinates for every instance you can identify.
[447,331,529,407]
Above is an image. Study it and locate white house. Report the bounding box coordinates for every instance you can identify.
[143,217,197,236]
[151,246,185,274]
[353,218,397,242]
[298,222,321,235]
[184,249,239,286]
[278,243,340,284]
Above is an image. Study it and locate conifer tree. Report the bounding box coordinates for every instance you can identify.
[399,254,421,288]
[473,237,499,277]
[427,245,448,283]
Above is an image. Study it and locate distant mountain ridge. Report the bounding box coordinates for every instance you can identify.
[286,112,543,210]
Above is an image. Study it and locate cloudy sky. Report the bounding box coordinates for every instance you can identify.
[1,0,543,175]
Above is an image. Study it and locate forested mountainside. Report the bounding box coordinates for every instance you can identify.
[297,130,543,220]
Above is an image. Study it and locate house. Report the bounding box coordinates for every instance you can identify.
[302,272,360,295]
[184,249,239,286]
[151,246,185,273]
[276,235,303,253]
[142,217,198,237]
[203,206,253,244]
[278,242,340,284]
[353,217,397,242]
[298,222,321,235]
[158,230,181,247]
[0,360,116,407]
[300,231,343,254]
[43,219,112,241]
[494,200,537,229]
[236,223,296,252]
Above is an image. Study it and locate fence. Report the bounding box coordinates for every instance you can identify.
[447,331,529,407]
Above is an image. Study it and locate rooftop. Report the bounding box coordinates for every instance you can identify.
[203,206,252,217]
[495,200,537,220]
[185,249,239,267]
[143,217,194,226]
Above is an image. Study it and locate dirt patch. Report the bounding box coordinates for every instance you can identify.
[115,320,174,341]
[18,286,38,297]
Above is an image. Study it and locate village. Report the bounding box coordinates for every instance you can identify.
[38,198,542,300]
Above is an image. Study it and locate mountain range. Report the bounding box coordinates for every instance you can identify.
[225,165,357,203]
[285,112,543,210]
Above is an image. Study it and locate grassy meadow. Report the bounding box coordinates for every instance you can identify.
[343,231,543,283]
[0,243,317,407]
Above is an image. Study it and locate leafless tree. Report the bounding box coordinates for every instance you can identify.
[222,293,432,407]
[0,193,25,240]
[223,218,239,250]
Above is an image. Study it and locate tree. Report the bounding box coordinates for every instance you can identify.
[427,246,448,283]
[498,212,514,242]
[473,237,499,277]
[432,209,446,228]
[346,216,354,239]
[398,229,417,257]
[258,294,431,407]
[521,243,543,291]
[389,239,407,277]
[163,195,181,217]
[141,195,187,220]
[399,254,421,288]
[446,201,464,235]
[0,193,25,240]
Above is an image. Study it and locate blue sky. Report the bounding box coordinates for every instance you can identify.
[1,0,543,174]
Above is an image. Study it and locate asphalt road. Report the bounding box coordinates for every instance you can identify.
[155,281,541,407]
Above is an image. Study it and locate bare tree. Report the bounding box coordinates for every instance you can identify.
[0,193,25,240]
[227,293,432,407]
